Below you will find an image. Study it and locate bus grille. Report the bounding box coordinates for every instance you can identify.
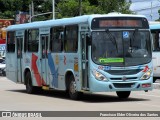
[105,69,142,75]
[113,83,135,88]
[110,77,137,81]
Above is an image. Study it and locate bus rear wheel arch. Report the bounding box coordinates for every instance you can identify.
[116,91,131,99]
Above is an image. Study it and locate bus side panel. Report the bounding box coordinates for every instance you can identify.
[59,53,81,91]
[48,53,65,89]
[23,53,41,87]
[48,53,81,91]
[152,52,160,77]
[6,53,17,83]
[31,53,43,87]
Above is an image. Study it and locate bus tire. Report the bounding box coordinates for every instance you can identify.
[153,77,157,83]
[25,72,35,94]
[68,75,82,100]
[116,91,131,99]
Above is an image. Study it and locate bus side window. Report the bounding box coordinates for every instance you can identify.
[24,30,28,52]
[64,25,78,52]
[28,29,39,52]
[152,31,160,51]
[50,27,64,52]
[7,31,15,53]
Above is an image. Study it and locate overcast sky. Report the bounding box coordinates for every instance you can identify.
[129,0,160,21]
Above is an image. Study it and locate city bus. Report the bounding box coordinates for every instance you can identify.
[6,13,153,100]
[150,22,160,83]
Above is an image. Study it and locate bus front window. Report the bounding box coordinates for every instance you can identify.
[91,31,152,67]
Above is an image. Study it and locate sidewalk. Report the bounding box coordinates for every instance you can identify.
[153,79,160,89]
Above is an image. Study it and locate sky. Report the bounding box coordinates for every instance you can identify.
[129,0,160,21]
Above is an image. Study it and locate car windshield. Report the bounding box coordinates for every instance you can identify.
[91,30,152,67]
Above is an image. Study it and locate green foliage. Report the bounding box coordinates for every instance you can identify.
[56,0,132,19]
[0,0,133,21]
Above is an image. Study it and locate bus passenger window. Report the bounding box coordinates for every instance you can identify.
[28,29,39,52]
[50,27,63,52]
[152,31,160,51]
[64,25,78,52]
[7,31,15,52]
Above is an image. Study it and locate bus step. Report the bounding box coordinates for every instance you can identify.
[82,87,90,91]
[42,86,49,90]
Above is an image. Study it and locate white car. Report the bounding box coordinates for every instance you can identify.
[0,58,6,76]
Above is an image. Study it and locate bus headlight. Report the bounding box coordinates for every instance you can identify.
[92,70,107,81]
[140,69,152,80]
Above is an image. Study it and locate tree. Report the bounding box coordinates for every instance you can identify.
[97,0,132,14]
[56,0,132,19]
[0,0,32,19]
[0,0,132,20]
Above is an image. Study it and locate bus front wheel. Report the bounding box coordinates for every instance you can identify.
[68,75,82,100]
[116,91,131,99]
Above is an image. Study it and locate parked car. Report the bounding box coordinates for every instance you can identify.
[0,58,6,76]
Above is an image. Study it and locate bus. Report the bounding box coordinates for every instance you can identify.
[150,22,160,83]
[6,13,153,100]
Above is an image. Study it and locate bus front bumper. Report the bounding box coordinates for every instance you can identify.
[89,76,153,92]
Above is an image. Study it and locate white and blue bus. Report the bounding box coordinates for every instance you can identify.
[150,22,160,83]
[6,13,153,100]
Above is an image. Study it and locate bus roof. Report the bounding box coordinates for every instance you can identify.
[7,13,147,31]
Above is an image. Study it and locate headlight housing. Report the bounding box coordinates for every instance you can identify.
[140,69,152,80]
[92,70,108,81]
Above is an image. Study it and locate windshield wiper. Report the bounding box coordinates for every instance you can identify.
[105,29,118,53]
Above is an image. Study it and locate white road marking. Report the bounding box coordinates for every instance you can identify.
[136,94,160,98]
[136,103,160,108]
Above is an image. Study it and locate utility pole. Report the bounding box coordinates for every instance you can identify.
[29,0,55,22]
[79,0,82,16]
[31,1,34,17]
[52,0,55,19]
[150,1,153,20]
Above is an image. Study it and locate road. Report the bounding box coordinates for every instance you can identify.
[0,77,160,120]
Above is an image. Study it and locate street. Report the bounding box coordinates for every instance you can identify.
[0,77,160,120]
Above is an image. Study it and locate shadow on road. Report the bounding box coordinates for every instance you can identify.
[7,89,150,103]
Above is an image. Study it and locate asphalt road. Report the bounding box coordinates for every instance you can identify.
[0,77,160,120]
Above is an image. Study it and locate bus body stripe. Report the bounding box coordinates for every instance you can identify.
[48,53,58,88]
[31,53,46,86]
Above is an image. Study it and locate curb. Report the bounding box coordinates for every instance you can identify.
[153,79,160,89]
[153,83,160,89]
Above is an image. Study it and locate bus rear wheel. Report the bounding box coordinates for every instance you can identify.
[68,75,82,100]
[25,72,35,94]
[116,91,131,99]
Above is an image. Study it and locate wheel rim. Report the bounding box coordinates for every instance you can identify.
[69,81,76,95]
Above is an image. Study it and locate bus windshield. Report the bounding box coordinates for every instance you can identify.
[91,30,152,67]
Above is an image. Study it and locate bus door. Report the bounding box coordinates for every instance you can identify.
[81,32,89,90]
[16,36,23,83]
[40,34,49,85]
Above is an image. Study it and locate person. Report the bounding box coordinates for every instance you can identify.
[1,25,6,40]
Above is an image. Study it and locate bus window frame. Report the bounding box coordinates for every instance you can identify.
[27,29,39,52]
[7,31,16,53]
[50,26,64,53]
[151,30,160,51]
[64,25,78,53]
